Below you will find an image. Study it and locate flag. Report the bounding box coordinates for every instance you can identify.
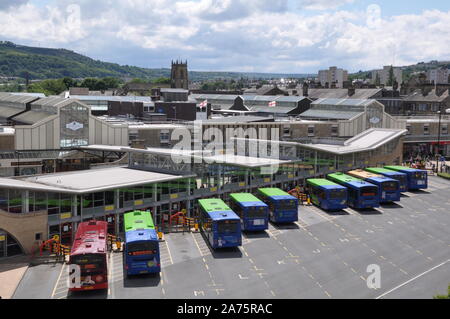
[199,100,208,108]
[268,101,276,107]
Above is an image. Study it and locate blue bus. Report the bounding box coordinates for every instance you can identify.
[327,173,380,209]
[384,166,428,190]
[347,170,401,203]
[257,188,299,223]
[365,167,408,193]
[198,199,242,249]
[124,229,161,276]
[123,211,160,276]
[306,178,348,211]
[229,193,269,231]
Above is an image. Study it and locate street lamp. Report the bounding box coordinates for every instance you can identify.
[436,107,450,173]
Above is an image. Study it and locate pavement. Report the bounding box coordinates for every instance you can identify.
[11,175,450,299]
[0,255,29,299]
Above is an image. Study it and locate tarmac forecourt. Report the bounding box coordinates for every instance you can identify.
[11,176,450,299]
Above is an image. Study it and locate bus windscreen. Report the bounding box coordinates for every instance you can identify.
[217,220,239,233]
[361,186,378,197]
[127,242,158,256]
[413,172,426,179]
[329,189,346,199]
[382,181,398,191]
[278,200,296,210]
[247,206,267,218]
[71,254,105,274]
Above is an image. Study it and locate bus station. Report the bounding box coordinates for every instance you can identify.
[0,125,448,299]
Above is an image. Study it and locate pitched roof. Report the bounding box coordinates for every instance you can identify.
[403,89,449,102]
[306,88,382,100]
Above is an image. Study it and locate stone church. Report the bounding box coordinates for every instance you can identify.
[171,60,189,90]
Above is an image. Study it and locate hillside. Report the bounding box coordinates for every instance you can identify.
[349,60,450,81]
[0,41,310,81]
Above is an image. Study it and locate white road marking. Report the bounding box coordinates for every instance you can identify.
[375,259,450,299]
[51,263,66,298]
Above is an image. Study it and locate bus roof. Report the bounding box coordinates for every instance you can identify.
[307,178,345,189]
[365,176,397,184]
[366,167,406,175]
[347,169,381,179]
[230,193,263,203]
[208,210,240,221]
[258,188,290,197]
[125,229,158,244]
[124,211,155,232]
[384,165,416,172]
[198,198,232,213]
[71,220,108,256]
[327,172,376,188]
[230,193,268,208]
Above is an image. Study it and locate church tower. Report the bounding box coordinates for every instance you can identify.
[171,60,189,90]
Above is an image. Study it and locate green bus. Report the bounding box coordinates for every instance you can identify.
[257,188,298,223]
[306,178,348,210]
[327,173,379,209]
[365,167,408,192]
[123,211,159,275]
[124,210,155,232]
[229,193,269,231]
[198,199,241,249]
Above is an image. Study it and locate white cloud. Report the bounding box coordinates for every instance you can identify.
[298,0,356,11]
[0,1,449,74]
[0,0,28,10]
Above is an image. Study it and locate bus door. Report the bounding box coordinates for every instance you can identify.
[106,214,116,235]
[118,214,125,233]
[61,223,73,245]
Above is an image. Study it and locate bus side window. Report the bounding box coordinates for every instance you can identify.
[319,190,326,200]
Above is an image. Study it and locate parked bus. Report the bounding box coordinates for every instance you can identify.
[306,178,348,211]
[198,199,242,249]
[257,188,298,223]
[327,173,380,209]
[123,211,160,276]
[384,166,428,190]
[347,169,401,203]
[69,220,108,292]
[229,193,269,231]
[365,167,408,192]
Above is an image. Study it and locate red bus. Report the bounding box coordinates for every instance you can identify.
[69,220,108,292]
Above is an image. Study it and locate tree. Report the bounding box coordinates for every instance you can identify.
[152,77,170,85]
[434,285,450,299]
[102,77,121,89]
[375,73,381,87]
[27,79,67,95]
[62,77,77,90]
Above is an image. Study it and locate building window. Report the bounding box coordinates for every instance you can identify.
[406,124,411,135]
[160,131,170,144]
[308,125,315,137]
[60,103,89,148]
[442,124,448,135]
[423,124,430,135]
[283,126,291,137]
[331,125,338,137]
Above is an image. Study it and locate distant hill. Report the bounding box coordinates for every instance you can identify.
[350,60,450,81]
[0,41,311,81]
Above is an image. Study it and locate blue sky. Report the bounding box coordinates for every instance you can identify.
[0,0,449,74]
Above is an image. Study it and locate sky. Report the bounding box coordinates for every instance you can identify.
[0,0,449,74]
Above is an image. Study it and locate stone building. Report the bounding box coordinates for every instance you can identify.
[171,60,189,90]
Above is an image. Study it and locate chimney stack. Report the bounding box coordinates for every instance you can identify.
[302,82,309,97]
